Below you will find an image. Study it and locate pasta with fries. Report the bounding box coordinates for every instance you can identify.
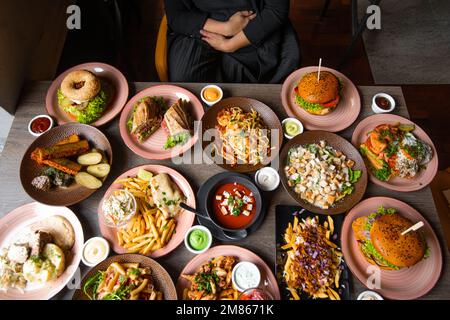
[216,107,271,166]
[83,262,163,300]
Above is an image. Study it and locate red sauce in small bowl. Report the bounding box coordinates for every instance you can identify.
[31,116,51,133]
[375,96,391,110]
[239,289,271,300]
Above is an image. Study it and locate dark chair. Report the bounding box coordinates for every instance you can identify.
[320,0,381,69]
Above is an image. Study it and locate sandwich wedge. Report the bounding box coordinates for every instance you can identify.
[162,99,192,149]
[129,97,164,142]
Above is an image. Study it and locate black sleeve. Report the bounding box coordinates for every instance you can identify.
[243,0,289,47]
[164,0,209,38]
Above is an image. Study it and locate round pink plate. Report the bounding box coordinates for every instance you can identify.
[46,62,129,127]
[176,245,281,300]
[341,197,443,300]
[0,202,84,300]
[281,66,361,132]
[99,164,196,258]
[119,85,204,160]
[351,114,438,192]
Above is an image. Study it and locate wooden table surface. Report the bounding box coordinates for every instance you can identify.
[0,82,448,300]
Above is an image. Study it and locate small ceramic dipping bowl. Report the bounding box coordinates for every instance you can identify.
[28,115,54,137]
[81,237,110,267]
[372,93,396,114]
[200,85,223,107]
[184,225,213,254]
[281,118,304,139]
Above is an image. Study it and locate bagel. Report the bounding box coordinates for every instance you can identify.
[61,70,101,103]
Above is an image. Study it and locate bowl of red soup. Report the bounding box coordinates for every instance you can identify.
[202,173,262,233]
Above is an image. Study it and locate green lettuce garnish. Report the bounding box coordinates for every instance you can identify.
[295,95,326,112]
[58,89,108,124]
[364,206,396,231]
[373,164,391,182]
[361,240,401,270]
[164,131,190,149]
[424,246,431,259]
[349,168,362,183]
[294,78,343,112]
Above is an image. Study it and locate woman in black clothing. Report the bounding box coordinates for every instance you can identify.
[165,0,300,83]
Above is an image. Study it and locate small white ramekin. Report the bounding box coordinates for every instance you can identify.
[372,93,396,114]
[200,85,223,107]
[81,237,110,267]
[184,225,213,254]
[254,167,280,192]
[357,290,384,300]
[231,261,261,292]
[281,118,304,139]
[28,115,54,137]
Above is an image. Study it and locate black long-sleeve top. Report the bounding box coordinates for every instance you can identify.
[164,0,289,47]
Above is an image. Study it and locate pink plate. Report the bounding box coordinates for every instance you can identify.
[46,62,129,127]
[341,197,442,300]
[99,164,195,258]
[0,202,84,300]
[281,66,361,132]
[176,245,281,300]
[119,85,204,160]
[351,114,438,192]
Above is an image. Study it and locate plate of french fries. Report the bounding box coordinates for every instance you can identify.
[72,254,177,300]
[275,205,350,300]
[98,164,196,258]
[176,245,281,300]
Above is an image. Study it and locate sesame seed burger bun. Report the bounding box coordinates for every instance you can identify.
[298,71,339,104]
[294,71,341,115]
[370,213,426,268]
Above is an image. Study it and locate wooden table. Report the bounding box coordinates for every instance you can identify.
[0,82,448,300]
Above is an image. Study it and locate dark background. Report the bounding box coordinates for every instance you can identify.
[57,0,450,170]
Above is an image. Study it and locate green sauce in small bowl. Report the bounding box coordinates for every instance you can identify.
[284,121,301,136]
[188,229,210,251]
[282,118,304,139]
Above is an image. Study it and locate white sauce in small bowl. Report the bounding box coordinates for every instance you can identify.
[255,167,280,192]
[357,290,384,300]
[81,237,110,267]
[232,261,261,292]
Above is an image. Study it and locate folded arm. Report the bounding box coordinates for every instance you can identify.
[243,0,290,47]
[165,0,256,38]
[200,30,251,53]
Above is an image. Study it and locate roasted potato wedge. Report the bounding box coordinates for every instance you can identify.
[75,172,102,189]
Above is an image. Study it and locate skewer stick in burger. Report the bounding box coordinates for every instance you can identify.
[293,71,342,115]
